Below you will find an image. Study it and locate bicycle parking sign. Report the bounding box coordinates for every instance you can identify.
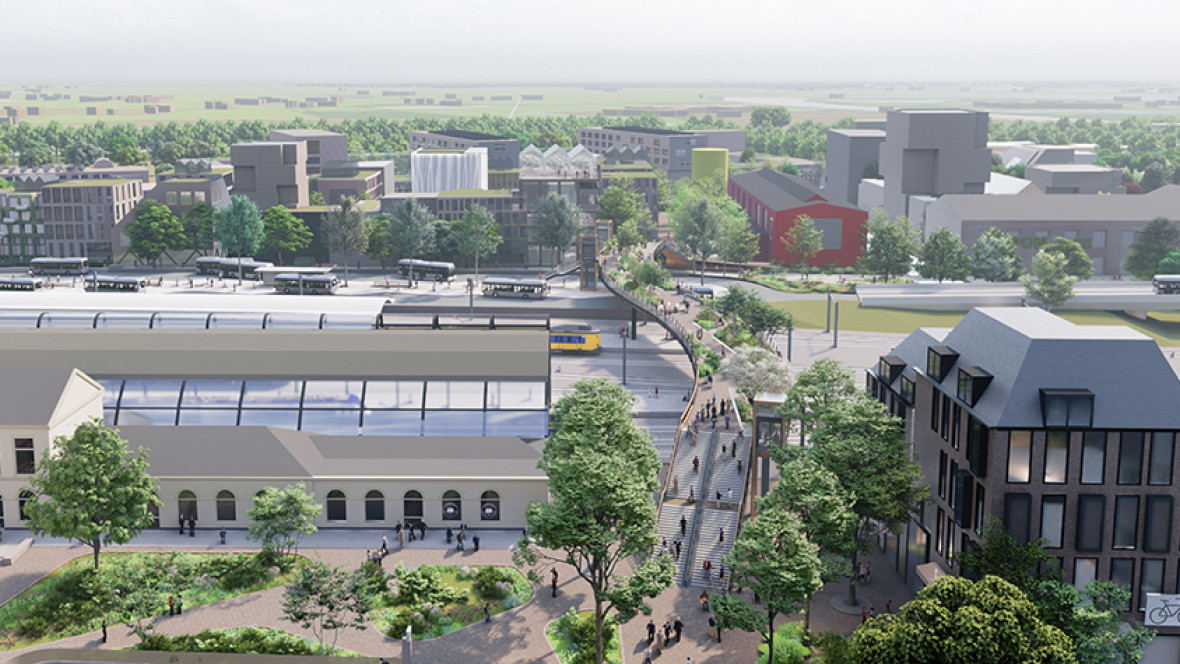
[1145,594,1180,627]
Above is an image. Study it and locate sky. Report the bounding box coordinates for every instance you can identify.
[4,0,1180,83]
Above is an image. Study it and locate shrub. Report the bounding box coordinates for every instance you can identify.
[756,622,808,664]
[814,631,855,664]
[135,627,359,656]
[551,609,620,664]
[393,564,466,606]
[16,568,107,639]
[472,566,512,601]
[502,593,524,610]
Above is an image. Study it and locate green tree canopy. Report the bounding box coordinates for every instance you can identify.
[782,214,824,272]
[18,142,52,167]
[534,192,583,263]
[750,106,793,128]
[23,419,161,569]
[386,197,440,265]
[971,226,1024,282]
[1021,250,1076,311]
[597,181,647,238]
[778,358,857,443]
[261,205,312,265]
[1124,216,1180,279]
[669,196,723,285]
[717,197,759,264]
[917,227,971,282]
[514,379,675,664]
[182,201,217,254]
[324,196,372,286]
[282,560,370,655]
[246,483,322,558]
[627,258,670,290]
[1157,250,1180,275]
[720,346,792,403]
[452,203,502,280]
[860,209,916,282]
[126,201,187,266]
[1042,236,1094,280]
[215,194,264,283]
[65,141,103,165]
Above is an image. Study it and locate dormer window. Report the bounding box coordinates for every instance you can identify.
[1040,389,1094,428]
[878,355,906,385]
[956,367,993,407]
[927,346,958,383]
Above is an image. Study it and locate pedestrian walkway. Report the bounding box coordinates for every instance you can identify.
[688,508,740,588]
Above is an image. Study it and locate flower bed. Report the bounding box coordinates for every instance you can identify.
[370,564,532,640]
[135,626,365,657]
[546,609,622,664]
[0,551,305,651]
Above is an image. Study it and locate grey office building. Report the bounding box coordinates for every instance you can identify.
[1025,164,1124,195]
[577,126,707,180]
[826,129,886,206]
[268,129,349,175]
[408,130,521,170]
[230,141,309,210]
[879,110,991,218]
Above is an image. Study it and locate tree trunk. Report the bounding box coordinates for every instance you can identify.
[848,544,860,606]
[594,596,605,664]
[768,610,776,664]
[803,597,811,645]
[343,254,350,287]
[93,539,101,570]
[475,252,480,283]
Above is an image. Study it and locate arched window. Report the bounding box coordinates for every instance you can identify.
[365,490,385,522]
[178,490,198,520]
[18,490,32,522]
[481,491,500,521]
[216,490,236,521]
[403,490,423,519]
[442,490,461,521]
[326,490,347,522]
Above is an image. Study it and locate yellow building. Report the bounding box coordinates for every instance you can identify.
[691,148,729,182]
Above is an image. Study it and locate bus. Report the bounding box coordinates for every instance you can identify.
[84,275,146,292]
[398,259,455,282]
[274,274,338,295]
[194,257,226,275]
[1154,275,1180,294]
[550,324,602,354]
[0,277,43,291]
[220,259,273,281]
[481,277,548,299]
[30,257,89,275]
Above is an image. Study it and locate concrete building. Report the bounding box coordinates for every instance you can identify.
[312,159,395,204]
[229,141,309,210]
[996,143,1099,169]
[578,126,711,180]
[826,128,886,206]
[691,129,747,156]
[408,130,521,170]
[382,188,529,264]
[865,307,1180,659]
[0,158,151,190]
[411,148,488,195]
[924,185,1180,276]
[879,110,991,218]
[728,168,867,268]
[1025,164,1124,195]
[598,163,660,227]
[39,178,143,261]
[0,191,45,265]
[144,175,231,216]
[268,129,349,175]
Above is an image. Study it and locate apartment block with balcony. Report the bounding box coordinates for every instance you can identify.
[0,191,45,265]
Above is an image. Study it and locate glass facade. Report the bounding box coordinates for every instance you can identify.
[101,378,548,437]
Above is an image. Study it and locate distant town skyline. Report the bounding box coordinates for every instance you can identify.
[3,0,1178,83]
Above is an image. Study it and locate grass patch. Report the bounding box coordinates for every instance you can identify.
[135,626,365,657]
[546,609,622,664]
[371,564,532,641]
[749,274,857,294]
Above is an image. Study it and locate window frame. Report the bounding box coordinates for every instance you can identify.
[1148,432,1174,486]
[1113,495,1140,550]
[1044,431,1069,484]
[1040,495,1066,549]
[13,437,34,475]
[326,489,347,522]
[1118,432,1144,485]
[1081,431,1107,485]
[1007,430,1032,484]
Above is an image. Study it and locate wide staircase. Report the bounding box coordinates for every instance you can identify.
[687,508,741,588]
[653,503,696,584]
[704,433,748,511]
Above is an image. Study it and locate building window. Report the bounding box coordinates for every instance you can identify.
[1076,495,1105,552]
[967,417,989,477]
[14,438,34,474]
[1118,432,1144,485]
[1007,431,1032,483]
[442,490,461,521]
[1111,559,1134,609]
[1044,432,1068,484]
[326,490,347,521]
[1121,230,1135,248]
[1004,493,1031,544]
[1081,432,1106,484]
[935,507,944,555]
[178,490,198,520]
[938,451,948,498]
[1141,559,1165,610]
[481,490,500,521]
[956,367,993,407]
[403,490,423,519]
[216,490,236,521]
[1144,495,1173,553]
[18,489,32,521]
[941,395,951,441]
[930,385,941,432]
[1040,496,1065,548]
[1092,230,1106,249]
[974,485,986,535]
[365,490,385,522]
[927,346,959,383]
[1149,432,1174,485]
[1074,558,1097,591]
[1113,496,1139,550]
[900,376,915,404]
[1039,389,1093,428]
[951,405,962,450]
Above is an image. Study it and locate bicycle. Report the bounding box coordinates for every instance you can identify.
[1149,600,1180,625]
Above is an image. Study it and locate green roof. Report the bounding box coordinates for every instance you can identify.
[321,170,379,181]
[603,172,657,179]
[418,148,466,154]
[165,178,214,184]
[438,189,511,197]
[489,169,520,175]
[600,163,654,171]
[44,178,135,188]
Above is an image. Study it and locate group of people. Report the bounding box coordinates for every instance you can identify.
[641,617,686,664]
[361,520,431,565]
[700,558,727,588]
[657,536,684,562]
[445,523,480,551]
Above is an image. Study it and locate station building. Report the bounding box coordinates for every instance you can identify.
[0,327,551,531]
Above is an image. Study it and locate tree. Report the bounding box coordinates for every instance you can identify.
[1157,250,1180,274]
[860,210,916,282]
[1021,250,1076,311]
[324,196,371,287]
[717,198,759,265]
[514,379,675,664]
[597,182,643,238]
[628,258,670,290]
[720,347,792,403]
[385,198,439,271]
[713,506,823,664]
[782,214,823,274]
[1141,161,1168,193]
[282,560,370,655]
[781,162,801,176]
[917,227,970,282]
[246,483,322,558]
[18,142,52,167]
[111,144,146,166]
[795,392,926,607]
[365,214,395,268]
[955,518,1060,590]
[971,226,1024,282]
[740,146,756,162]
[670,197,723,285]
[750,106,792,128]
[23,418,161,570]
[1042,236,1094,280]
[309,190,327,206]
[779,358,857,445]
[65,141,103,165]
[452,204,502,281]
[1124,216,1180,279]
[182,201,217,254]
[261,205,312,265]
[614,217,643,250]
[215,195,264,284]
[126,201,187,266]
[534,192,583,264]
[853,576,1077,664]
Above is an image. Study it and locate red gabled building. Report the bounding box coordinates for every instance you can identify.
[728,169,867,267]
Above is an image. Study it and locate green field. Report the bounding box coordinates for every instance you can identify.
[6,82,1180,127]
[772,300,1180,347]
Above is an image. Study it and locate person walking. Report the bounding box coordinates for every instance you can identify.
[101,619,107,644]
[168,596,175,616]
[674,617,684,642]
[719,527,725,545]
[381,534,389,556]
[680,514,687,537]
[663,620,672,645]
[643,646,653,664]
[176,597,183,615]
[419,521,427,541]
[692,456,700,473]
[187,517,195,537]
[647,618,656,644]
[395,520,405,548]
[672,475,680,497]
[674,538,682,561]
[725,415,730,429]
[178,515,184,536]
[866,562,872,584]
[551,568,559,597]
[886,600,892,613]
[220,527,227,545]
[731,441,737,458]
[861,607,867,623]
[708,614,717,642]
[721,442,727,457]
[688,486,695,503]
[472,533,480,551]
[457,529,465,551]
[727,488,734,509]
[483,603,490,623]
[702,559,712,584]
[737,457,743,474]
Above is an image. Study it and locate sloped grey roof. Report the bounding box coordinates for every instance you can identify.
[730,169,854,211]
[876,308,1180,429]
[936,184,1180,222]
[0,369,81,426]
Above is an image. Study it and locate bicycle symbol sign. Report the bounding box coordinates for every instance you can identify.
[1145,594,1180,627]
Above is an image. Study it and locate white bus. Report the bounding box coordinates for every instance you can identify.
[481,277,548,299]
[30,257,89,275]
[274,274,338,295]
[398,259,455,282]
[219,259,273,281]
[0,277,43,291]
[85,275,146,292]
[194,257,226,275]
[1154,275,1180,294]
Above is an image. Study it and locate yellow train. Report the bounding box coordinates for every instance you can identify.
[550,324,602,354]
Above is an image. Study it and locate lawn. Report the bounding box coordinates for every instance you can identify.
[770,300,1180,346]
[370,564,533,641]
[0,551,305,651]
[546,609,623,664]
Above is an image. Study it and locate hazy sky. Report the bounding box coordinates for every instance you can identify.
[4,0,1179,83]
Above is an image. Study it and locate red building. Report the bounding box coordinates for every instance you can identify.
[728,169,867,267]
